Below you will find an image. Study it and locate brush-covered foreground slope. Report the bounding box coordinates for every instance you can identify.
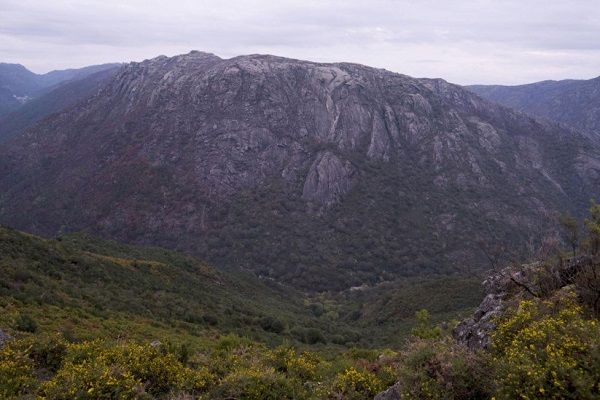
[468,76,600,136]
[0,224,483,399]
[0,225,363,345]
[2,51,600,290]
[0,67,120,142]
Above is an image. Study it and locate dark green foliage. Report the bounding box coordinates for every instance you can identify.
[0,226,353,345]
[309,303,325,317]
[291,327,327,345]
[411,309,442,340]
[0,225,484,348]
[28,335,68,373]
[14,314,37,333]
[560,213,580,256]
[259,316,285,334]
[585,202,600,254]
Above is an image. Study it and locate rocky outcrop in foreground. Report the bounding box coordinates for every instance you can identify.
[374,255,596,399]
[454,255,593,350]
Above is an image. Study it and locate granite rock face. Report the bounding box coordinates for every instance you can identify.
[1,51,600,289]
[454,256,594,350]
[453,292,503,350]
[374,382,402,400]
[302,151,354,209]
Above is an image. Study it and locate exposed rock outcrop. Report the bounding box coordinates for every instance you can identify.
[375,255,598,399]
[374,382,402,400]
[454,255,594,350]
[302,151,354,209]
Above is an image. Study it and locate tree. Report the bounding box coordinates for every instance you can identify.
[411,309,441,339]
[585,202,600,254]
[559,213,579,256]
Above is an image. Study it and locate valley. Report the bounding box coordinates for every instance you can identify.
[1,46,600,399]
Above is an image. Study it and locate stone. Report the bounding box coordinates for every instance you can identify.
[0,329,10,348]
[374,382,402,400]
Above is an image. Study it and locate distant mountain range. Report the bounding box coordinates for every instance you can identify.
[468,76,600,136]
[0,62,120,119]
[1,51,599,291]
[0,66,120,141]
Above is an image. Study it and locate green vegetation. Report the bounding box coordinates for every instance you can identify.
[0,334,400,399]
[173,151,548,292]
[492,291,600,399]
[4,202,600,398]
[0,225,479,348]
[0,225,355,345]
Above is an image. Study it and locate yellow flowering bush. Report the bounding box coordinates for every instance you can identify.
[39,340,213,399]
[268,346,325,381]
[211,365,298,399]
[0,343,37,399]
[329,367,385,399]
[492,290,600,399]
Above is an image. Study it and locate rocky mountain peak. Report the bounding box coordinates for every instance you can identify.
[1,51,600,289]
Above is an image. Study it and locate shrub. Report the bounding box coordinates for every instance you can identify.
[20,335,68,374]
[411,309,441,340]
[210,366,298,400]
[201,314,219,326]
[395,337,492,399]
[215,333,252,352]
[14,313,38,333]
[259,316,285,334]
[268,346,325,381]
[39,340,213,399]
[492,290,600,399]
[329,367,385,399]
[309,303,325,317]
[292,327,326,345]
[0,342,37,399]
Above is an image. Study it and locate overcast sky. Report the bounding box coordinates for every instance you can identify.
[1,0,599,85]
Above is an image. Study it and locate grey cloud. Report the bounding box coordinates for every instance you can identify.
[1,0,599,84]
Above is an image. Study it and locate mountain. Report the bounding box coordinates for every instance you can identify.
[0,62,120,116]
[468,76,600,136]
[0,66,120,141]
[0,63,40,115]
[1,51,600,291]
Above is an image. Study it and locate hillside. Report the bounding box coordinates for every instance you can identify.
[0,67,120,141]
[0,225,362,346]
[0,225,481,349]
[0,225,483,398]
[468,77,600,136]
[2,51,600,290]
[0,62,119,117]
[3,220,600,399]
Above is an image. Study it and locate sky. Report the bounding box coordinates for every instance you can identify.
[1,0,599,85]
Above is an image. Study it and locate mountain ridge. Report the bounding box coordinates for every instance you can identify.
[1,51,599,290]
[467,76,600,137]
[0,62,121,117]
[0,66,120,141]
